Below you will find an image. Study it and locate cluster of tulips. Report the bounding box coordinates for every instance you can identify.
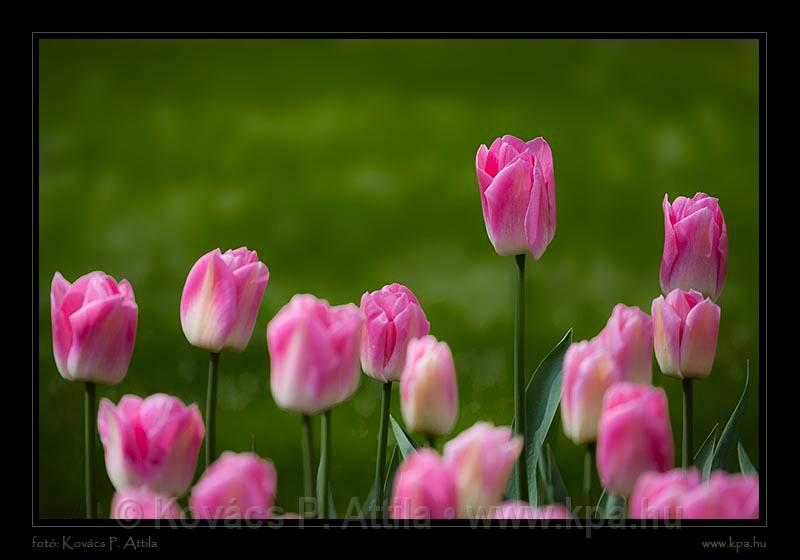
[48,133,758,521]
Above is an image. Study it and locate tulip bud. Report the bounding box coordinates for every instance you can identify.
[652,289,720,379]
[488,501,571,520]
[180,247,269,353]
[110,488,184,520]
[190,452,277,519]
[98,394,204,496]
[561,339,619,445]
[598,304,654,385]
[443,422,522,517]
[681,472,759,519]
[267,294,363,414]
[629,468,701,519]
[597,383,674,496]
[660,192,727,300]
[475,135,556,258]
[360,283,430,382]
[390,449,458,519]
[50,271,138,385]
[400,335,458,437]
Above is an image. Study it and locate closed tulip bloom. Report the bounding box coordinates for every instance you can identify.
[475,135,556,258]
[443,422,522,517]
[190,452,277,520]
[660,193,728,300]
[629,468,701,519]
[561,339,618,445]
[681,472,759,519]
[180,247,269,353]
[50,271,138,385]
[400,335,458,437]
[597,383,674,496]
[360,283,430,382]
[390,449,458,519]
[98,394,204,496]
[652,289,721,379]
[110,488,184,520]
[598,304,654,385]
[267,294,363,414]
[488,501,571,520]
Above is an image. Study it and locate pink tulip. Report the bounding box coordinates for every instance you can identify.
[98,394,204,496]
[682,472,759,519]
[400,335,458,437]
[180,247,269,353]
[390,449,458,519]
[360,283,430,382]
[267,294,363,414]
[597,383,674,496]
[475,135,556,258]
[598,304,654,385]
[110,488,184,520]
[561,339,619,445]
[190,452,277,520]
[652,289,720,379]
[629,468,701,519]
[443,422,522,517]
[660,193,727,300]
[488,501,571,520]
[50,271,138,385]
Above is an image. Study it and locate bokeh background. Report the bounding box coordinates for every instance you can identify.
[37,39,760,518]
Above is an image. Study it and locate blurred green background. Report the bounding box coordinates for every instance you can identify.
[37,39,759,518]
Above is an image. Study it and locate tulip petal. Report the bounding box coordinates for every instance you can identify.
[482,158,534,256]
[652,296,683,378]
[679,298,720,378]
[659,195,678,294]
[50,272,73,377]
[524,163,552,259]
[223,261,269,351]
[98,399,144,490]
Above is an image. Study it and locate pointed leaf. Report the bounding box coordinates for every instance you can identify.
[316,464,338,519]
[738,442,757,475]
[693,423,719,480]
[547,444,569,506]
[711,365,750,472]
[383,443,400,502]
[503,418,518,501]
[390,415,419,459]
[596,489,626,519]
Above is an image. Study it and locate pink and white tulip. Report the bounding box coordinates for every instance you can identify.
[267,294,363,414]
[488,501,571,520]
[443,422,522,517]
[98,394,204,496]
[660,192,727,300]
[190,452,277,519]
[629,468,701,519]
[598,304,654,385]
[400,335,458,437]
[597,383,674,496]
[110,488,184,520]
[360,283,430,382]
[390,449,458,519]
[475,135,556,258]
[652,289,720,379]
[180,247,269,353]
[681,472,759,519]
[50,271,138,385]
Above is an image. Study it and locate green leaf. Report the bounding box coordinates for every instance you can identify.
[315,464,338,519]
[524,328,573,505]
[693,423,719,480]
[503,419,518,501]
[546,444,569,506]
[390,415,419,459]
[383,443,400,501]
[738,442,757,475]
[596,489,626,519]
[711,365,750,473]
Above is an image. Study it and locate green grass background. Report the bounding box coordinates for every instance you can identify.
[37,39,759,517]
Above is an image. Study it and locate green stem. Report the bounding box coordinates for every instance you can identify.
[373,382,391,517]
[205,351,220,469]
[682,378,693,469]
[583,442,596,516]
[301,414,314,503]
[514,253,529,503]
[427,435,436,449]
[319,409,332,518]
[84,381,96,519]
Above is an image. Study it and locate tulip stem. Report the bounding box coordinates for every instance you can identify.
[301,414,314,504]
[583,442,596,515]
[84,381,96,519]
[374,381,392,517]
[682,378,693,469]
[205,351,220,469]
[514,253,529,503]
[319,409,332,518]
[427,435,436,449]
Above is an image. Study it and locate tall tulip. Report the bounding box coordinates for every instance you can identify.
[98,394,204,497]
[51,270,138,518]
[360,283,429,515]
[180,247,269,470]
[597,383,673,497]
[111,488,184,520]
[660,192,727,301]
[390,449,458,520]
[267,294,363,517]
